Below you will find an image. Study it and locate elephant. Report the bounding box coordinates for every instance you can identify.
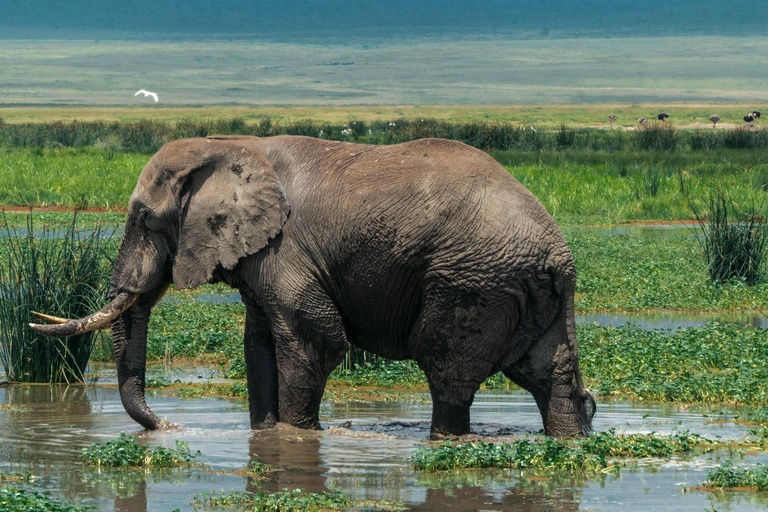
[31,134,595,438]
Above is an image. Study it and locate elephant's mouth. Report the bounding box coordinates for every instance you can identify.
[29,291,140,337]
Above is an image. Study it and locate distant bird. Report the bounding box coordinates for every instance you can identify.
[638,117,648,125]
[709,114,720,128]
[608,115,617,129]
[657,113,669,122]
[134,89,159,102]
[752,111,761,120]
[744,114,755,124]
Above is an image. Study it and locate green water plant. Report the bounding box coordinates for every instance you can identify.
[0,213,114,382]
[411,429,710,473]
[0,486,95,512]
[578,323,768,404]
[193,488,404,511]
[705,460,768,490]
[80,433,199,468]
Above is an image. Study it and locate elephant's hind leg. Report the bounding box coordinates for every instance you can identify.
[411,290,512,439]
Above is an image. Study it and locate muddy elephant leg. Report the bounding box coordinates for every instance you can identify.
[243,301,279,429]
[266,287,349,430]
[412,291,508,439]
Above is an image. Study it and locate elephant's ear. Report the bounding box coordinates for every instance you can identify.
[172,141,290,288]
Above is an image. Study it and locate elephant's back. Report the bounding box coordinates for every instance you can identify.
[260,134,571,276]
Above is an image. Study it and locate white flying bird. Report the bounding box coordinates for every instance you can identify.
[134,89,159,102]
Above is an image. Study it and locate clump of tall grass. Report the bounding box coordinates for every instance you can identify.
[0,213,114,382]
[555,124,575,149]
[690,190,768,285]
[633,122,678,151]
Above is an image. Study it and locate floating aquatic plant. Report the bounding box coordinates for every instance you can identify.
[81,433,199,468]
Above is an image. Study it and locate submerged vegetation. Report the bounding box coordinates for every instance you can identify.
[80,433,199,468]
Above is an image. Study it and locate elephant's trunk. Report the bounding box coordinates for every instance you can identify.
[111,296,167,430]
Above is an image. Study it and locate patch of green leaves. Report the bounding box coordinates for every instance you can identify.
[706,461,768,490]
[80,433,199,468]
[0,486,95,512]
[329,360,426,388]
[411,429,710,473]
[579,323,768,403]
[567,232,768,312]
[194,488,405,511]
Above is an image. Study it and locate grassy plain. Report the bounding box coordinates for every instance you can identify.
[1,103,765,128]
[1,35,767,109]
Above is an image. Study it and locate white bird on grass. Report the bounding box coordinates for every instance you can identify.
[134,90,159,102]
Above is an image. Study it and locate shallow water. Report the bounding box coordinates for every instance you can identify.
[565,223,698,238]
[1,385,767,511]
[578,311,768,330]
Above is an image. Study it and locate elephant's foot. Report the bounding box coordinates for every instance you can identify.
[429,400,471,440]
[250,411,279,430]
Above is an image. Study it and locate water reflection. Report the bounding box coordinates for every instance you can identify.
[1,385,768,511]
[577,311,768,330]
[564,224,697,238]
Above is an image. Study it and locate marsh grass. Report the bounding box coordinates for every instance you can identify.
[691,191,768,285]
[633,122,679,151]
[0,213,114,383]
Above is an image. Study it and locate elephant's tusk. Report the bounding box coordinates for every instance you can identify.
[30,311,73,325]
[29,291,139,337]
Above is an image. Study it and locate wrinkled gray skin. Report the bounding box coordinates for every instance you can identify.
[84,135,595,438]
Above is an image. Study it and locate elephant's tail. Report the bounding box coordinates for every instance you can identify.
[564,278,596,434]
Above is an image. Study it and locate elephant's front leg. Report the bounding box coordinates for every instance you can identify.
[267,288,349,430]
[243,302,279,429]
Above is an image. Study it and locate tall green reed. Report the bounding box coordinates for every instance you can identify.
[0,213,114,382]
[690,190,768,285]
[2,117,768,153]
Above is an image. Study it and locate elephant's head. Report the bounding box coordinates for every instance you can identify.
[31,138,290,429]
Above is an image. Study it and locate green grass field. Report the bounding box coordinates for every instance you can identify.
[2,144,766,224]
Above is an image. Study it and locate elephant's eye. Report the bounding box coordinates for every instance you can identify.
[139,209,163,232]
